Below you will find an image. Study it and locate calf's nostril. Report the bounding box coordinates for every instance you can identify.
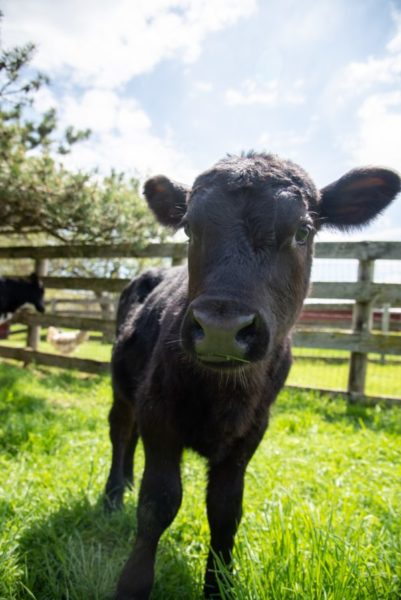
[235,319,257,348]
[191,313,205,342]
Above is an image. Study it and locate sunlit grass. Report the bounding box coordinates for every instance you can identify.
[288,355,401,397]
[0,363,400,599]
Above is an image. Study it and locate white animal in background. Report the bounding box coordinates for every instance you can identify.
[46,327,89,354]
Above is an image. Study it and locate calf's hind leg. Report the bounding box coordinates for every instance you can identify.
[105,395,138,510]
[123,426,139,490]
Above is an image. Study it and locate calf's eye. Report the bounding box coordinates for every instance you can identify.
[294,224,311,245]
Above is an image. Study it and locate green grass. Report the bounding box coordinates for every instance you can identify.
[288,354,401,397]
[0,362,400,599]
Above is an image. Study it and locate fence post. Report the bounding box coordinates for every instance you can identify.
[380,303,391,364]
[347,259,374,400]
[26,258,48,350]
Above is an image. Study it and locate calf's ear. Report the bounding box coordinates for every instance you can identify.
[143,175,189,228]
[319,167,400,229]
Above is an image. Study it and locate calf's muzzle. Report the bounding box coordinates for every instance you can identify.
[181,298,270,367]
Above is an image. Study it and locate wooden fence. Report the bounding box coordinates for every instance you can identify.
[0,241,400,405]
[40,299,401,332]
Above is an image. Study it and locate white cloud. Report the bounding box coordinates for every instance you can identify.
[333,9,401,105]
[336,54,401,102]
[60,90,150,134]
[193,80,213,93]
[225,78,305,107]
[226,80,278,106]
[259,130,311,151]
[3,0,257,89]
[348,91,401,171]
[387,6,401,52]
[278,0,340,45]
[3,0,258,181]
[53,89,196,183]
[64,128,196,184]
[32,87,59,113]
[33,88,186,180]
[330,10,401,173]
[2,0,256,182]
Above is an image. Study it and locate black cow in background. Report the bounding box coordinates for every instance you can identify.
[105,152,400,600]
[0,273,45,323]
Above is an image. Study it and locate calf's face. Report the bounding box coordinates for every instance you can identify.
[144,154,399,369]
[181,167,317,367]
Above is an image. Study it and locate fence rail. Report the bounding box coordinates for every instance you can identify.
[0,242,187,260]
[26,277,401,306]
[1,240,400,260]
[43,276,128,293]
[13,312,115,335]
[43,298,401,331]
[0,345,108,374]
[1,241,400,405]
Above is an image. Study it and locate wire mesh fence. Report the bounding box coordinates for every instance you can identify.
[288,256,401,398]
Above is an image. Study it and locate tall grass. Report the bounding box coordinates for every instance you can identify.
[0,362,400,599]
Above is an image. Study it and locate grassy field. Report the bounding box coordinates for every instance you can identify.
[0,362,400,599]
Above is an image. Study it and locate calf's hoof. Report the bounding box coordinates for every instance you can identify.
[204,581,224,599]
[114,595,143,600]
[103,487,124,513]
[114,587,150,600]
[114,595,145,600]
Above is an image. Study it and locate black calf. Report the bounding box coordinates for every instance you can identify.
[105,153,400,599]
[0,273,45,323]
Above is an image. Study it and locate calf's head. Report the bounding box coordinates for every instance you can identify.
[144,153,399,369]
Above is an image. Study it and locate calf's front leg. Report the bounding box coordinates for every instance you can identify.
[204,457,248,599]
[114,441,183,600]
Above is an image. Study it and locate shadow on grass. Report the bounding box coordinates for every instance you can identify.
[276,388,401,436]
[0,499,16,531]
[0,362,31,388]
[0,361,107,390]
[0,362,105,390]
[35,366,107,393]
[18,497,199,600]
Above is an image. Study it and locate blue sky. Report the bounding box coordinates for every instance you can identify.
[3,0,401,241]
